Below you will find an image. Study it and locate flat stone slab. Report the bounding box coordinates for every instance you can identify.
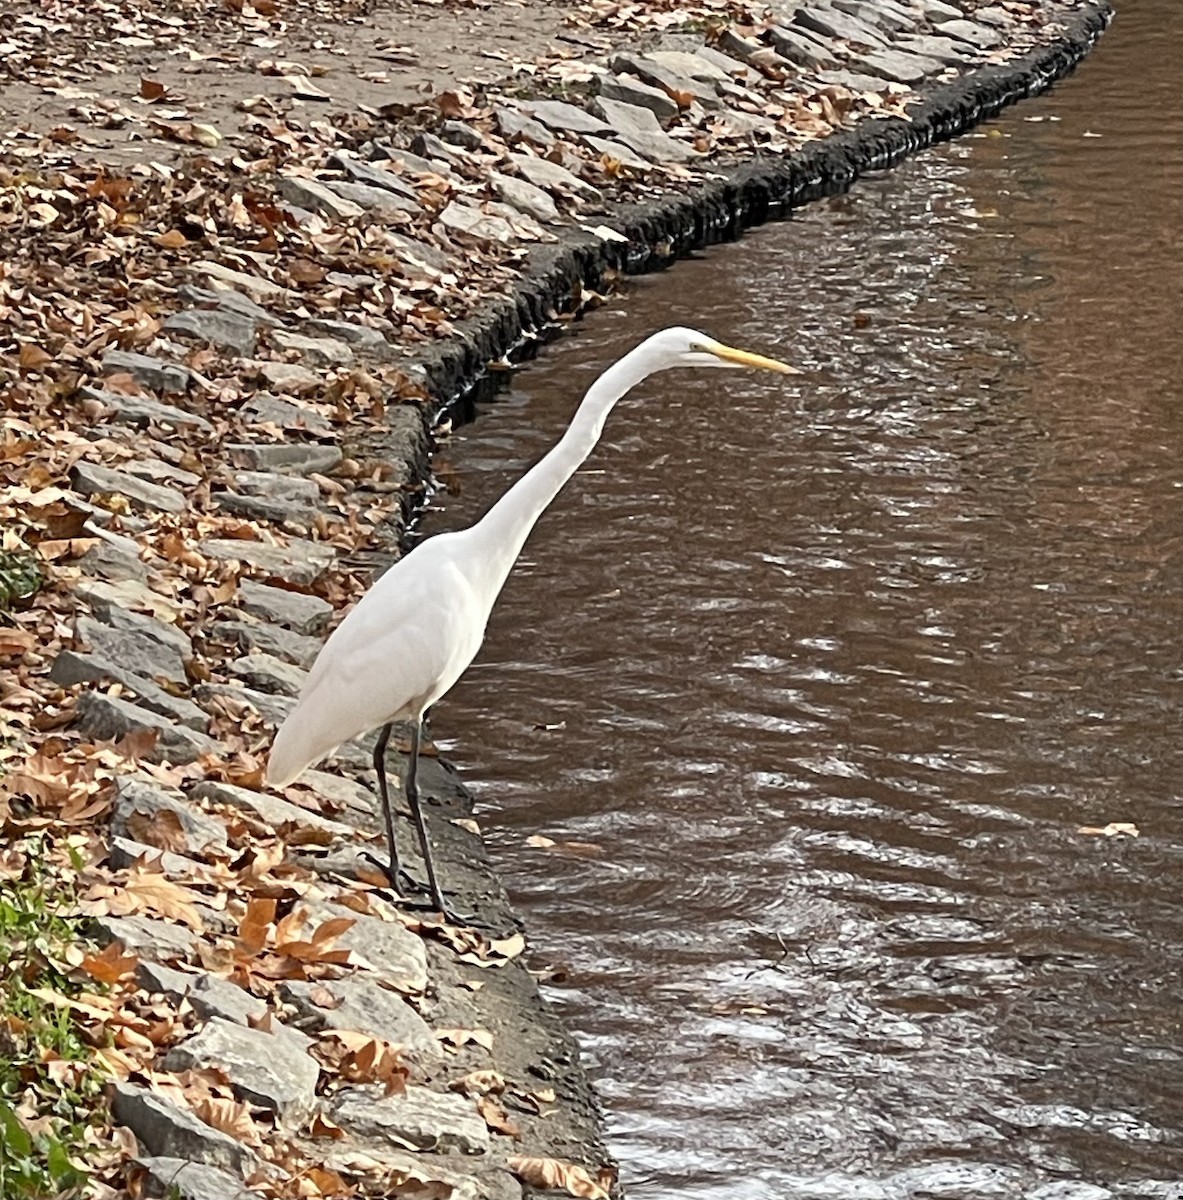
[137,1157,256,1200]
[333,1085,489,1155]
[195,682,295,728]
[240,392,333,434]
[516,99,610,135]
[490,172,559,224]
[280,976,441,1060]
[112,777,228,855]
[209,618,323,669]
[590,97,700,163]
[76,691,218,763]
[198,537,334,586]
[852,46,944,82]
[643,48,728,81]
[934,18,1003,48]
[303,318,390,352]
[583,136,655,173]
[270,328,355,367]
[277,175,364,221]
[227,651,308,696]
[833,0,917,33]
[177,284,282,328]
[138,961,268,1025]
[326,179,421,215]
[74,612,188,686]
[597,73,679,121]
[101,349,191,394]
[50,651,207,729]
[164,1017,320,1121]
[437,201,517,245]
[163,308,257,356]
[793,5,887,46]
[329,151,420,199]
[237,579,332,635]
[306,901,428,994]
[192,780,352,838]
[109,836,207,876]
[77,530,147,583]
[193,260,298,303]
[72,462,186,514]
[78,600,192,659]
[78,385,213,433]
[896,33,972,63]
[509,153,601,203]
[494,105,555,149]
[609,53,723,109]
[252,360,321,393]
[111,1083,259,1175]
[223,442,343,475]
[94,913,199,961]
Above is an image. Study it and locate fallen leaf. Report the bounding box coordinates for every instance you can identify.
[507,1156,610,1200]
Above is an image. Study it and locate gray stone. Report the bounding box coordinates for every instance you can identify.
[767,25,841,68]
[240,392,332,434]
[254,360,320,393]
[101,350,191,394]
[307,902,428,994]
[227,652,308,697]
[333,1086,488,1155]
[597,74,679,121]
[583,137,653,172]
[195,682,295,728]
[75,576,174,623]
[793,5,887,45]
[609,53,723,109]
[694,44,756,79]
[137,1156,256,1200]
[164,1017,320,1120]
[281,976,440,1060]
[380,145,451,176]
[325,179,420,215]
[176,284,282,328]
[234,470,319,505]
[110,836,208,876]
[509,153,601,203]
[493,106,555,149]
[388,232,453,275]
[75,613,187,686]
[276,175,363,221]
[237,579,331,635]
[302,318,389,352]
[122,456,202,490]
[111,1083,259,1175]
[916,0,964,20]
[163,308,257,356]
[78,386,213,433]
[644,49,728,81]
[851,46,943,82]
[50,651,207,729]
[191,779,352,838]
[198,536,334,586]
[76,601,192,660]
[192,260,298,303]
[295,770,377,821]
[111,777,228,855]
[896,33,972,63]
[71,462,186,514]
[75,691,218,763]
[215,492,317,527]
[269,328,354,368]
[714,106,777,136]
[328,151,419,199]
[440,120,484,150]
[209,619,323,669]
[437,202,517,246]
[137,961,267,1025]
[77,530,148,583]
[489,172,559,224]
[94,914,198,960]
[409,131,468,163]
[715,28,788,71]
[817,68,894,91]
[590,97,700,163]
[833,0,917,33]
[975,5,1017,28]
[517,99,610,136]
[933,18,1002,48]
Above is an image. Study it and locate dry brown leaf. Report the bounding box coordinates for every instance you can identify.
[125,807,190,854]
[123,867,205,931]
[507,1156,610,1200]
[80,941,139,985]
[435,1027,493,1052]
[191,1095,263,1144]
[478,1095,522,1139]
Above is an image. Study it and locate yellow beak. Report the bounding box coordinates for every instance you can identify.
[706,339,801,375]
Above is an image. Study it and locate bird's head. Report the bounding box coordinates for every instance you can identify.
[649,326,800,375]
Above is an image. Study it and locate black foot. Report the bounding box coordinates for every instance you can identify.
[359,851,429,900]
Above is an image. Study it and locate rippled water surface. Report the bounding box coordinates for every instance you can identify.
[420,3,1183,1195]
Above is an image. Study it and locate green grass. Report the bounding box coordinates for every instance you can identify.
[0,550,42,611]
[0,840,105,1199]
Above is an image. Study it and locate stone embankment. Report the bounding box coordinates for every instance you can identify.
[0,0,1108,1196]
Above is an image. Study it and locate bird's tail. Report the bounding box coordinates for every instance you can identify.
[265,699,344,789]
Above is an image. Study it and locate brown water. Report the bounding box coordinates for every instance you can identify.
[421,4,1183,1196]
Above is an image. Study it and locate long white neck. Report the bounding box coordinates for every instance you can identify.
[466,345,660,594]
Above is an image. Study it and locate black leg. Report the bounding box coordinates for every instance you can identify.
[364,723,402,886]
[405,718,446,911]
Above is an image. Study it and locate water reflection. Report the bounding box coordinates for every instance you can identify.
[421,1,1183,1195]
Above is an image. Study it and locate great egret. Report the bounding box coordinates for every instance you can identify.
[265,327,797,919]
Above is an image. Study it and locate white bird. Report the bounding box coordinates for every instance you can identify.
[265,327,798,920]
